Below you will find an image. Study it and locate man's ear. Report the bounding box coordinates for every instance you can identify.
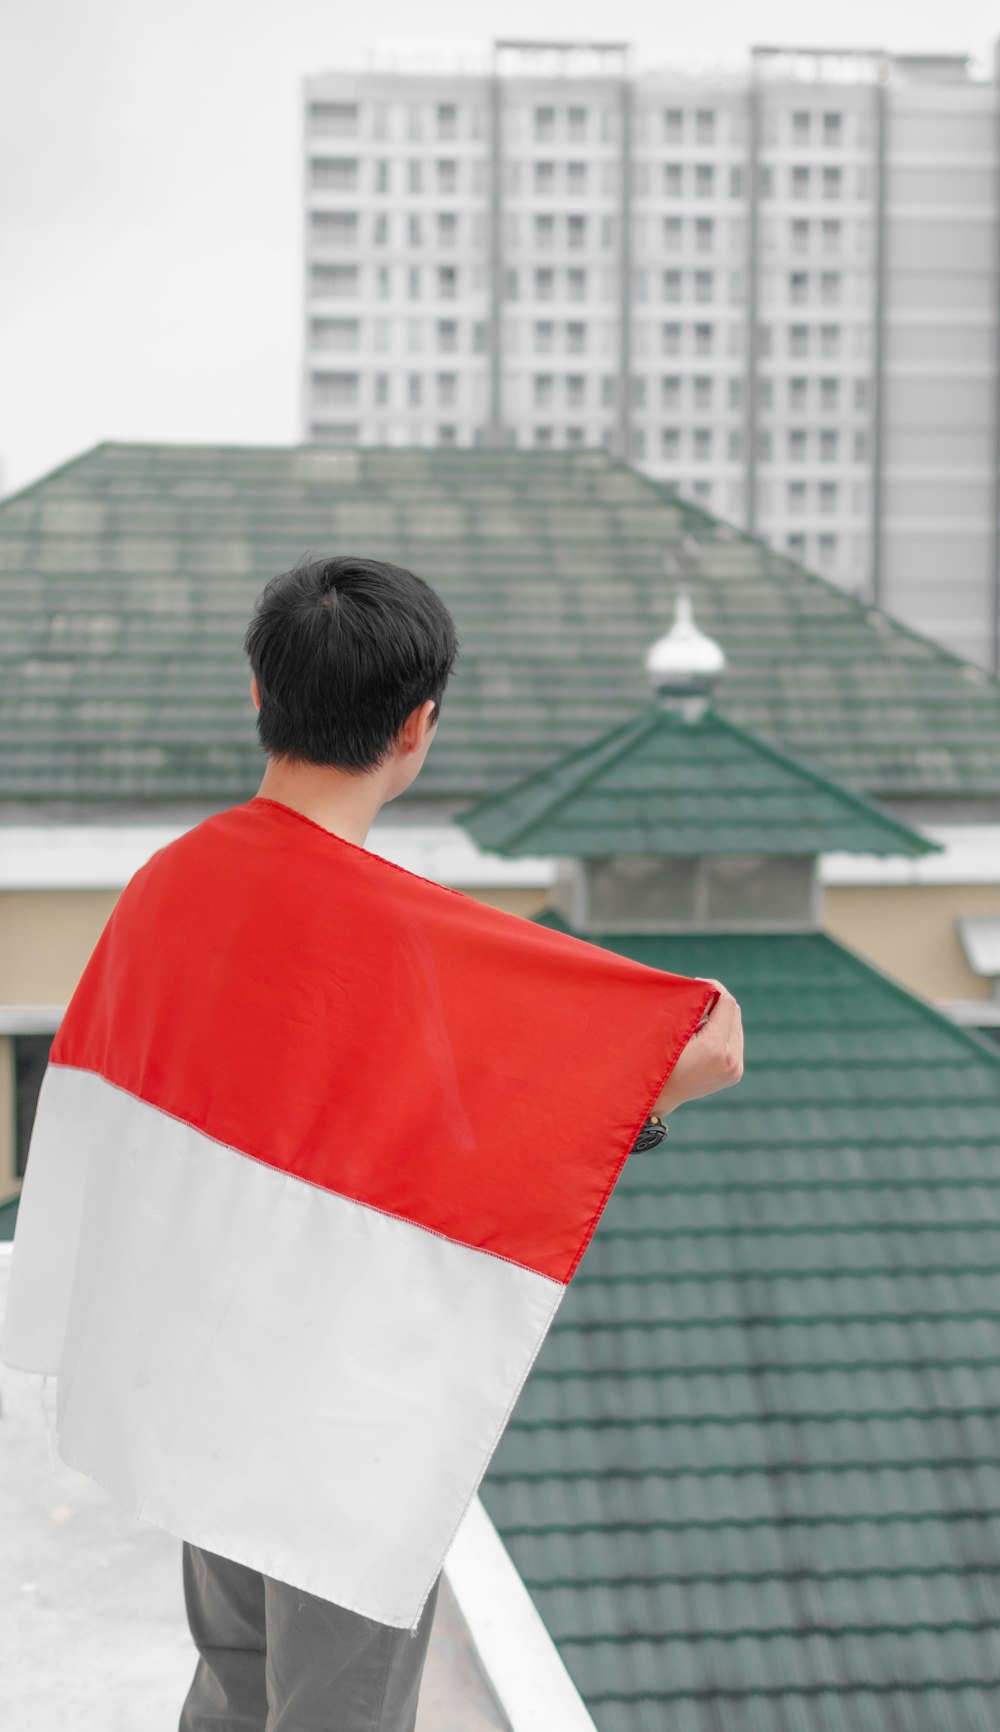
[250,675,261,713]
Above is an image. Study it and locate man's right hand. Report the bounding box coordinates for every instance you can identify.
[653,978,744,1115]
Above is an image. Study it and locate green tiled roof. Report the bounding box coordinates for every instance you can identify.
[456,702,939,859]
[481,920,1000,1729]
[3,441,1000,803]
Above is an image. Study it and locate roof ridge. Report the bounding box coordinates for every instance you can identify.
[705,707,939,854]
[606,451,1000,694]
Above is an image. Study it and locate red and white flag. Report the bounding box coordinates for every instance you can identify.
[1,795,716,1630]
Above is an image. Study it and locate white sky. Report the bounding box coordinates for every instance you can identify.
[1,0,996,497]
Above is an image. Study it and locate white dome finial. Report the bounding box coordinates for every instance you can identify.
[644,582,726,719]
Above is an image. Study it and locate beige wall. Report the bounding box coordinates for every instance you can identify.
[823,883,1000,1003]
[0,890,119,1005]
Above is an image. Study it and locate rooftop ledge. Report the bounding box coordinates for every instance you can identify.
[1,819,999,891]
[0,1245,595,1732]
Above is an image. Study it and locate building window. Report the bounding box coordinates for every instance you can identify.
[308,101,358,137]
[757,429,773,460]
[310,317,360,351]
[376,267,390,300]
[373,213,389,246]
[789,272,808,304]
[695,217,714,252]
[730,166,743,197]
[407,265,421,299]
[535,267,555,300]
[820,377,839,411]
[408,214,422,247]
[691,480,712,504]
[437,372,457,406]
[535,213,556,248]
[567,161,587,193]
[663,216,682,251]
[822,219,841,253]
[504,267,519,300]
[534,105,556,141]
[436,159,459,194]
[534,160,556,194]
[601,215,616,249]
[14,1033,52,1178]
[694,322,713,354]
[437,425,457,445]
[664,163,683,198]
[693,428,713,460]
[759,165,773,197]
[791,166,810,199]
[408,374,422,406]
[436,319,458,353]
[533,373,555,407]
[310,211,359,246]
[661,428,680,458]
[820,272,841,305]
[693,375,713,408]
[313,370,360,407]
[661,321,682,355]
[728,377,742,408]
[566,374,586,408]
[375,159,390,193]
[787,480,807,514]
[854,379,867,410]
[567,105,587,141]
[823,112,843,147]
[819,480,838,513]
[310,156,359,191]
[438,266,458,299]
[663,108,683,142]
[534,425,554,447]
[694,270,713,303]
[820,429,839,461]
[309,263,359,296]
[567,267,587,301]
[437,103,458,140]
[567,214,587,249]
[566,426,585,448]
[661,375,681,408]
[823,167,842,199]
[695,164,714,198]
[791,218,809,254]
[789,376,808,410]
[408,159,422,194]
[792,110,811,144]
[854,430,867,461]
[534,319,555,353]
[601,376,616,408]
[374,373,389,406]
[818,533,838,565]
[437,212,458,247]
[566,321,586,353]
[695,108,716,143]
[820,323,840,357]
[788,429,807,461]
[787,533,806,559]
[728,429,742,460]
[790,324,809,357]
[663,270,682,303]
[758,378,773,408]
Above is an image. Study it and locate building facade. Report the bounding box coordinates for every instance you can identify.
[302,41,1000,671]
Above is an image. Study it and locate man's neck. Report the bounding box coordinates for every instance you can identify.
[255,758,385,848]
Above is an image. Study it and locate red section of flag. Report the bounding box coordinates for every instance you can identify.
[52,797,714,1284]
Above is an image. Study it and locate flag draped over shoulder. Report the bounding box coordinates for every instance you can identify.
[1,795,716,1630]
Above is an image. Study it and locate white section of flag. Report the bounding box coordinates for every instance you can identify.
[1,1065,564,1630]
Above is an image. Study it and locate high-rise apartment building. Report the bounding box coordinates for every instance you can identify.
[302,41,1000,670]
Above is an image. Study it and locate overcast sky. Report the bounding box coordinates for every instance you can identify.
[2,0,996,497]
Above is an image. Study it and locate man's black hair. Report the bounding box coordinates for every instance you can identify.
[243,553,460,774]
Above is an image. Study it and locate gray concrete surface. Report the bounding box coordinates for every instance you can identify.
[0,1253,510,1730]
